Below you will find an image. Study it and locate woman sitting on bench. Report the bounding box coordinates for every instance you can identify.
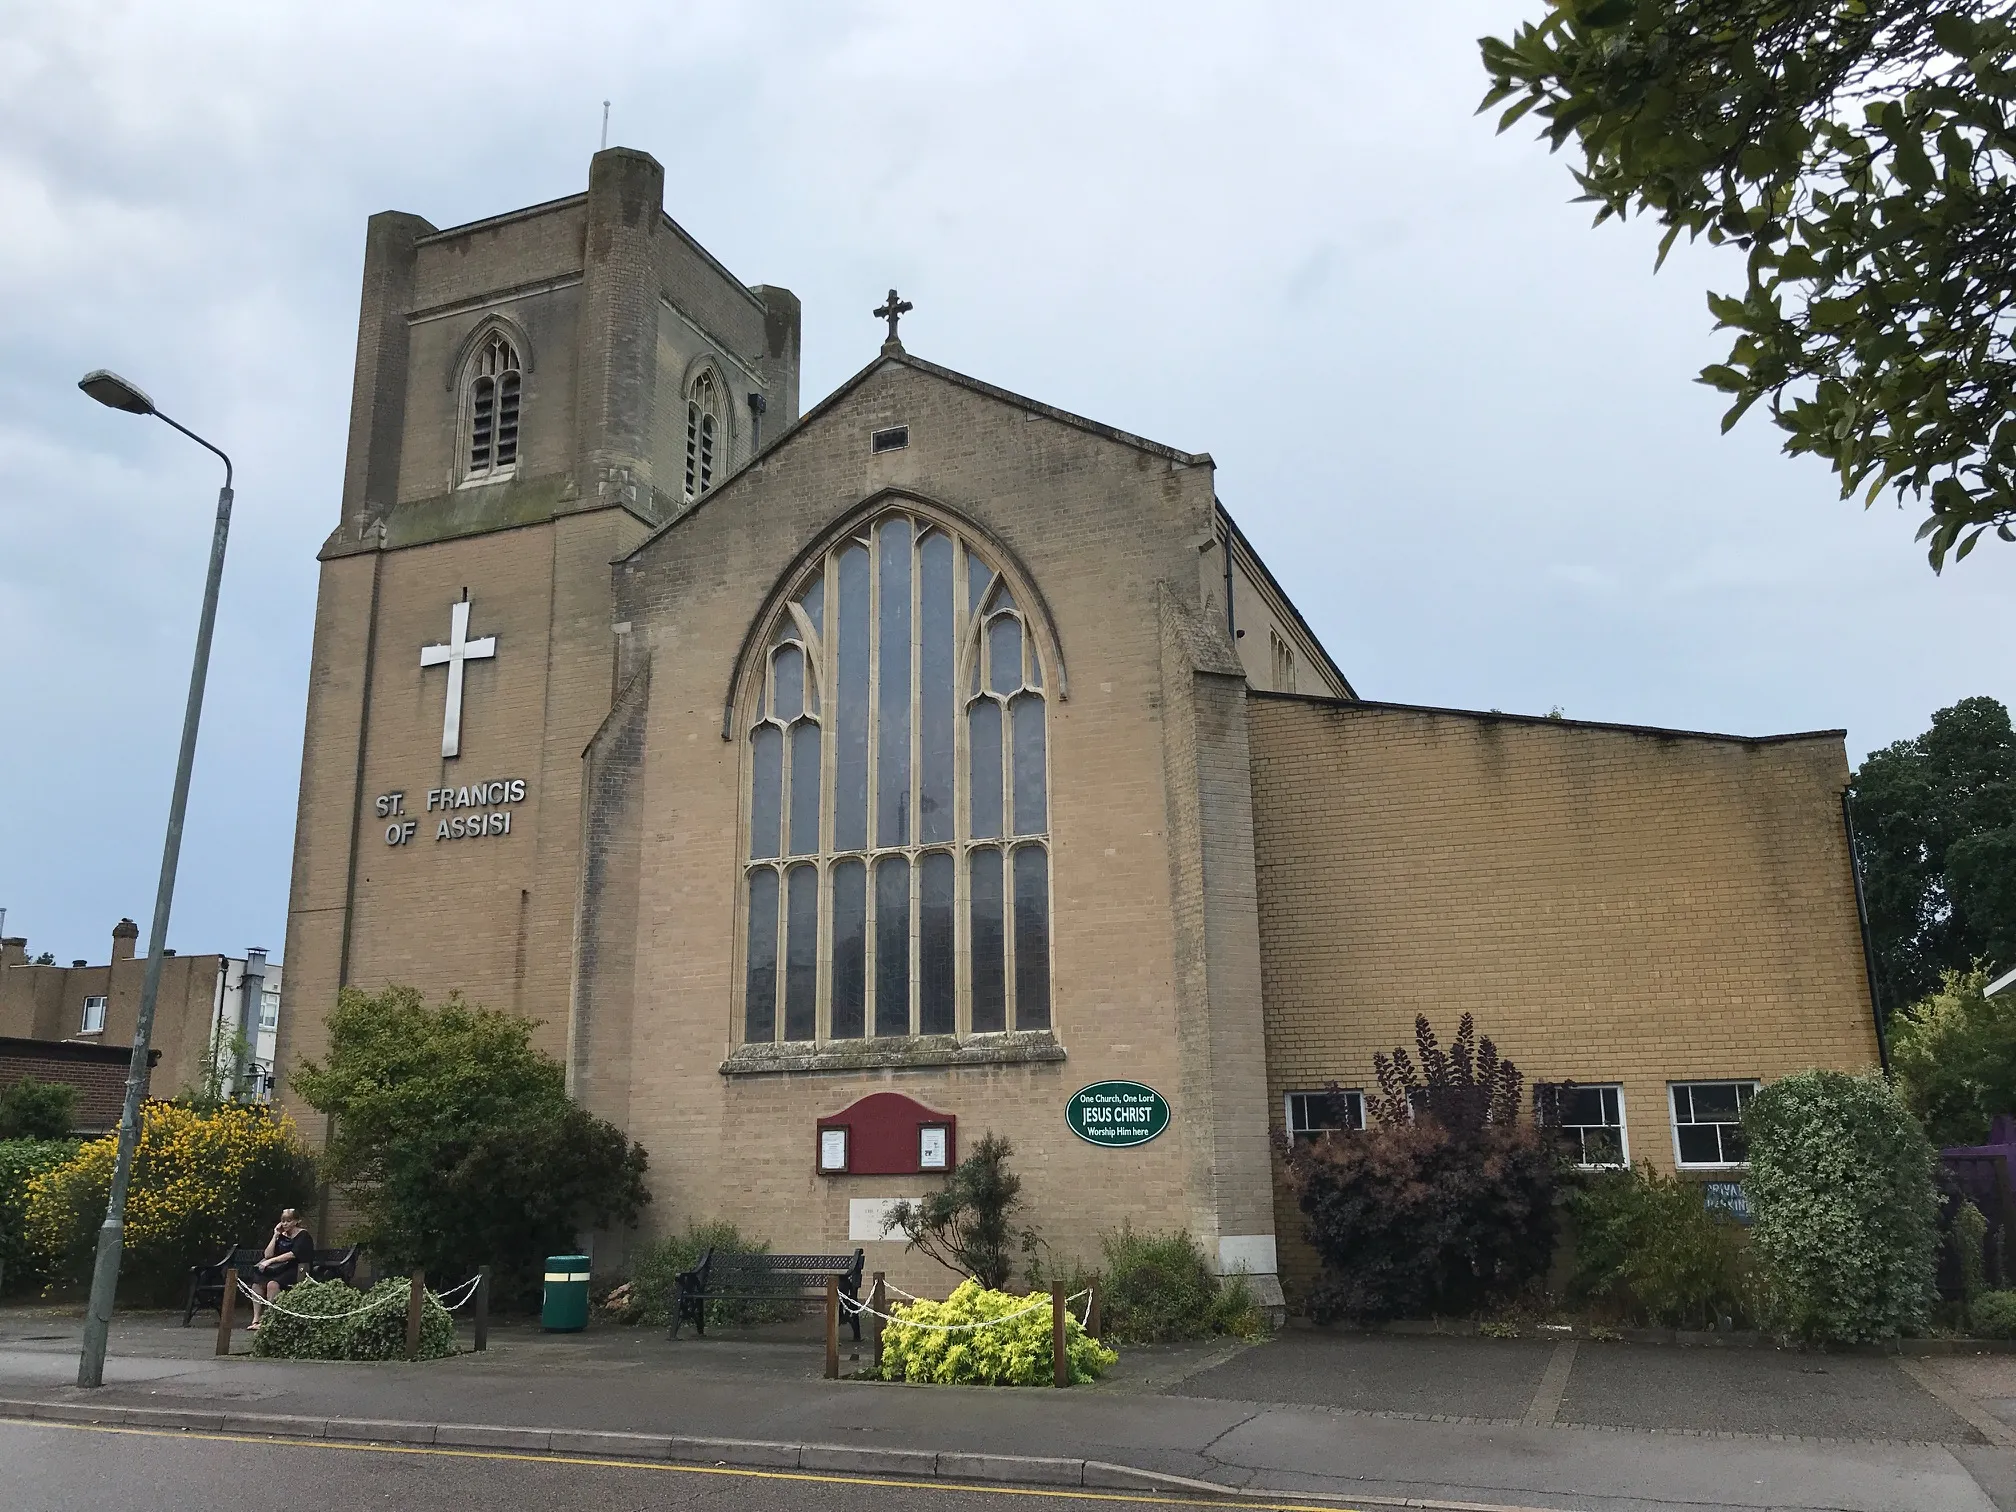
[246,1209,314,1331]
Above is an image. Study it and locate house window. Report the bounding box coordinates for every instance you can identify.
[259,990,280,1031]
[743,510,1052,1044]
[1286,1089,1363,1141]
[80,996,107,1034]
[1670,1081,1757,1167]
[1269,630,1297,693]
[1556,1083,1627,1167]
[463,333,521,483]
[686,371,721,500]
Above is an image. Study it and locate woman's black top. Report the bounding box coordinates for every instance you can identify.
[269,1229,315,1286]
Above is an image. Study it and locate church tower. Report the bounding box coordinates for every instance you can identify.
[278,148,801,1135]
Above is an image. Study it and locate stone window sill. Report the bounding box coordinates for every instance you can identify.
[719,1030,1067,1077]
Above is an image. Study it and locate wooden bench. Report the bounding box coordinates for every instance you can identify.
[182,1244,359,1324]
[669,1248,864,1340]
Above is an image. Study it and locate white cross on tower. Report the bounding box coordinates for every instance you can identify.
[420,598,497,759]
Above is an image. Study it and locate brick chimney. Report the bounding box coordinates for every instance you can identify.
[0,938,24,969]
[112,919,138,962]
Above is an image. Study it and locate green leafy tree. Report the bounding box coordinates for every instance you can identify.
[1850,696,2016,1008]
[883,1133,1027,1290]
[1891,966,2016,1145]
[291,985,649,1304]
[1743,1069,1939,1342]
[0,1078,78,1141]
[1481,2,2016,567]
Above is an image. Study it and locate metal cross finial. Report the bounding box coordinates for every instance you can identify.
[874,289,913,348]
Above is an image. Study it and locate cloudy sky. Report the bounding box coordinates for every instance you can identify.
[1,2,2007,967]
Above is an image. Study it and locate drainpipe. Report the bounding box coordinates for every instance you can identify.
[1216,502,1236,641]
[1841,789,1889,1074]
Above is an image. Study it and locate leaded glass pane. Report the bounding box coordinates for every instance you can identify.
[784,864,819,1040]
[1013,845,1051,1029]
[831,860,866,1039]
[970,848,1005,1033]
[967,553,993,621]
[835,545,870,851]
[969,698,1003,839]
[876,519,912,846]
[987,615,1022,694]
[749,725,782,860]
[772,644,804,722]
[919,531,956,844]
[744,868,778,1042]
[919,851,955,1034]
[1010,692,1046,835]
[800,576,824,635]
[875,855,910,1036]
[788,721,821,855]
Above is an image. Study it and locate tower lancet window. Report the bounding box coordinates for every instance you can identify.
[463,333,522,483]
[686,370,721,501]
[743,510,1053,1045]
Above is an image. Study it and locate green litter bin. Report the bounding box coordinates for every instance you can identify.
[542,1254,591,1332]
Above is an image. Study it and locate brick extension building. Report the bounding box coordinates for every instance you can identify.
[278,146,1884,1300]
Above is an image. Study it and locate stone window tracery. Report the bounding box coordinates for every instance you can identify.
[685,371,721,500]
[743,510,1052,1044]
[463,333,521,483]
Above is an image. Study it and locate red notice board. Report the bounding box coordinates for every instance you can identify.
[816,1092,957,1176]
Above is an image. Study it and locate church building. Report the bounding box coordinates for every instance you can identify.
[278,148,1885,1298]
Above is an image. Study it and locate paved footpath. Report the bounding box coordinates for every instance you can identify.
[0,1307,2012,1512]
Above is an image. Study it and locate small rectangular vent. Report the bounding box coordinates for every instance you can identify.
[871,425,910,454]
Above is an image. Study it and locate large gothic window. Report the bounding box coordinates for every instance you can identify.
[463,333,521,483]
[743,510,1052,1044]
[685,371,720,501]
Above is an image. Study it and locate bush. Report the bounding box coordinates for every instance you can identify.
[616,1221,791,1328]
[877,1279,1117,1385]
[249,1277,456,1360]
[1092,1228,1265,1343]
[1566,1165,1753,1328]
[882,1133,1027,1291]
[1744,1069,1940,1343]
[0,1140,80,1294]
[0,1079,78,1141]
[292,985,649,1308]
[1890,967,2016,1148]
[1284,1015,1555,1322]
[1970,1290,2016,1340]
[24,1102,315,1304]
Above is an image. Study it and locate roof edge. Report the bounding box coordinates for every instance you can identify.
[1216,500,1355,699]
[1248,691,1846,747]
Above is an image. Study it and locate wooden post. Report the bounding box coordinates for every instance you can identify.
[824,1275,840,1380]
[1087,1277,1102,1340]
[870,1272,886,1372]
[215,1267,238,1356]
[1052,1283,1068,1387]
[473,1266,490,1352]
[404,1270,425,1361]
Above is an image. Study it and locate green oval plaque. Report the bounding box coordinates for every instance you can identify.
[1066,1081,1170,1148]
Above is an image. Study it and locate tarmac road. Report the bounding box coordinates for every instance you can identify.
[0,1419,1315,1512]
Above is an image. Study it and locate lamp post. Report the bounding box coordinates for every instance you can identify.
[74,370,235,1389]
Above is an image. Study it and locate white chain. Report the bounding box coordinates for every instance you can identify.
[843,1287,1091,1332]
[237,1273,484,1323]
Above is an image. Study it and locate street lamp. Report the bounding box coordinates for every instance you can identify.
[74,369,235,1390]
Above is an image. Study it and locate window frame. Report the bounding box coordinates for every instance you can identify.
[1555,1082,1629,1169]
[458,331,522,488]
[80,995,107,1034]
[736,507,1056,1047]
[1285,1088,1363,1141]
[1668,1079,1760,1169]
[685,370,724,501]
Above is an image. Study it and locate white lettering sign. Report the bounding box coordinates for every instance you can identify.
[375,779,528,845]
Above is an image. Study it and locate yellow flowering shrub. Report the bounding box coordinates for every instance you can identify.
[26,1101,316,1303]
[876,1279,1118,1386]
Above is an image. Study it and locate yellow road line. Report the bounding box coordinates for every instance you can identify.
[0,1415,1361,1511]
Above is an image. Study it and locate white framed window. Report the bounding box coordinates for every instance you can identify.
[685,371,721,500]
[1558,1083,1628,1167]
[742,509,1052,1044]
[80,996,107,1034]
[461,333,521,484]
[258,990,280,1031]
[1286,1089,1363,1141]
[1670,1080,1758,1168]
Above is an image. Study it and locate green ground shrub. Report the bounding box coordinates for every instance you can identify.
[0,1080,78,1141]
[1744,1070,1940,1343]
[1091,1229,1265,1343]
[1567,1165,1753,1329]
[1970,1290,2016,1339]
[617,1221,793,1328]
[0,1140,79,1294]
[877,1280,1118,1385]
[249,1277,456,1360]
